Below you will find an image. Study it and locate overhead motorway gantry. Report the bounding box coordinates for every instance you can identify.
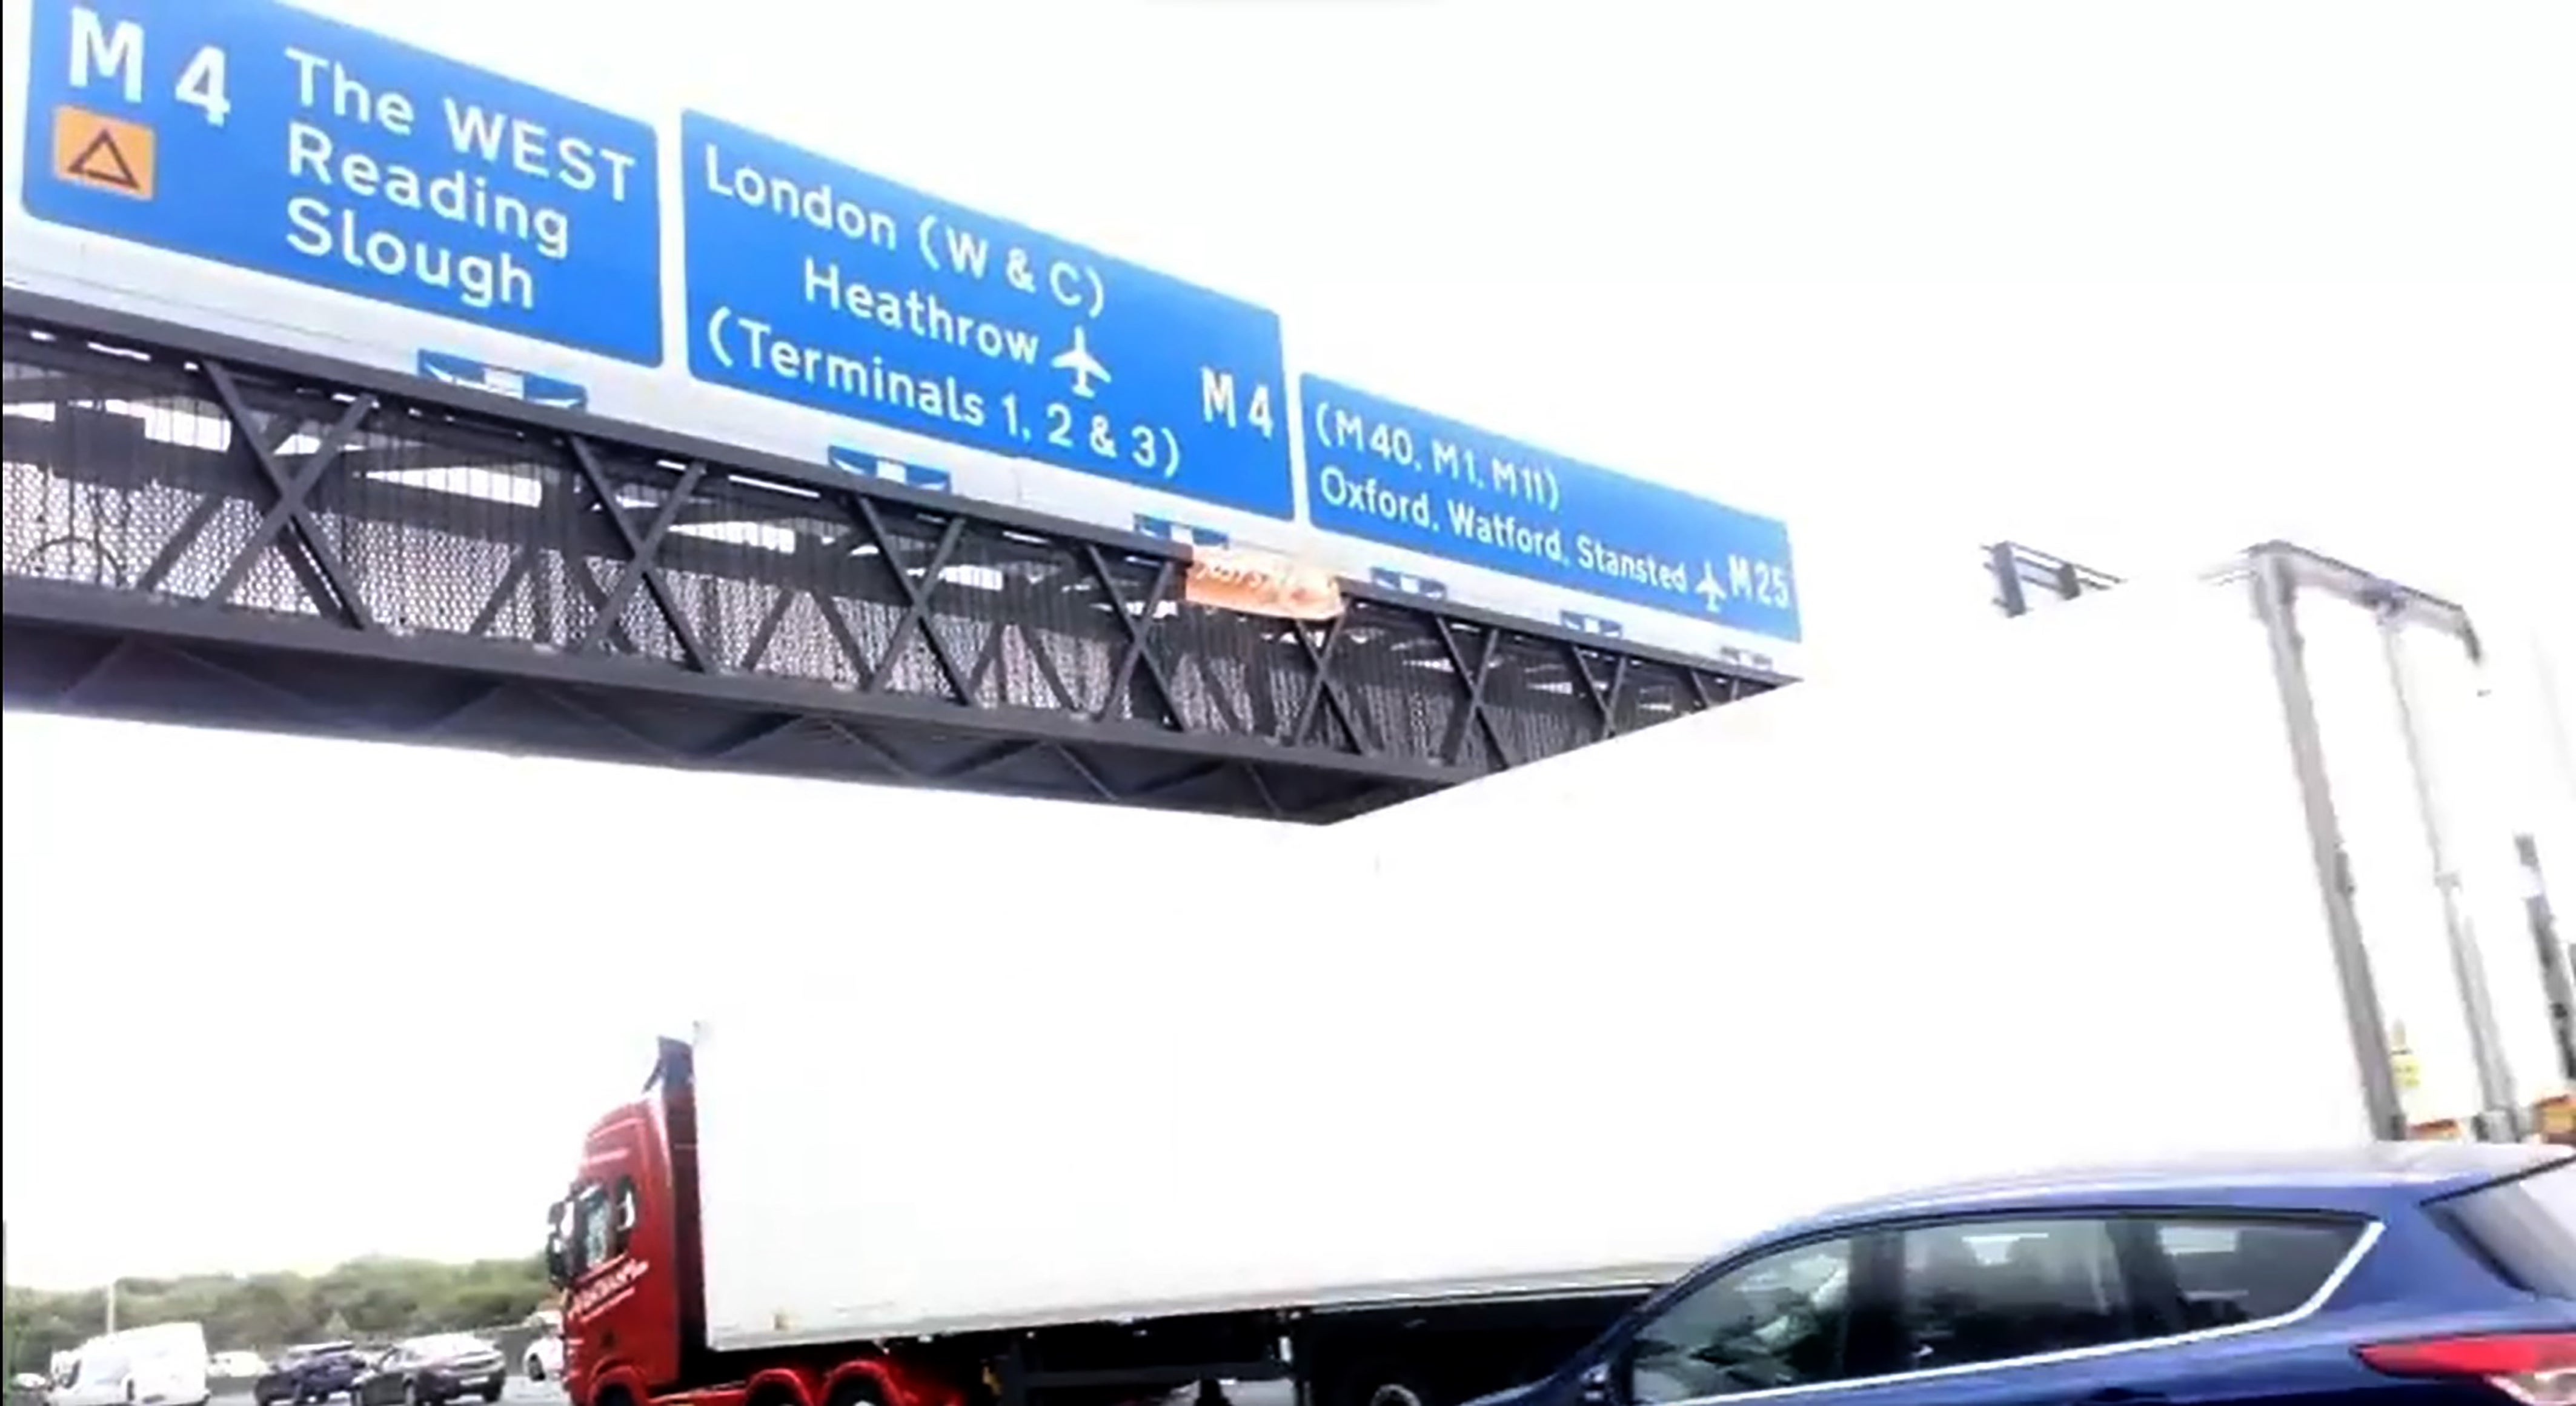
[0,296,1788,821]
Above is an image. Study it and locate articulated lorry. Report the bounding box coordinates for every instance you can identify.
[546,542,2573,1406]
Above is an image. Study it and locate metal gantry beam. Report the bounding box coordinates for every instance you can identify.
[1986,540,2122,618]
[1,296,1788,821]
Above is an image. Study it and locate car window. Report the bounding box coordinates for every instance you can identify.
[2142,1216,2368,1328]
[1625,1238,1859,1402]
[1897,1218,2137,1370]
[2437,1159,2576,1297]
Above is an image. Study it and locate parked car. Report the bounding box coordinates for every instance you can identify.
[521,1334,562,1383]
[208,1354,268,1382]
[520,1308,563,1381]
[351,1335,506,1406]
[1467,1142,2572,1406]
[254,1343,368,1406]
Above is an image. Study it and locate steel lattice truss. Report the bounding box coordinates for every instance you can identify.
[1,296,1787,820]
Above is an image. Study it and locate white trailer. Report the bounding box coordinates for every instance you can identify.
[1339,539,2572,1155]
[574,541,2572,1406]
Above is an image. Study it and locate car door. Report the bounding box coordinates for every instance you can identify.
[353,1350,409,1406]
[53,1339,105,1401]
[328,1350,371,1399]
[1609,1231,1905,1404]
[61,1344,129,1406]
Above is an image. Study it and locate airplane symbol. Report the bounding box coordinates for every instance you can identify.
[1695,561,1728,613]
[1051,325,1112,399]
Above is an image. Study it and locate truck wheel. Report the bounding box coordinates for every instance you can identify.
[822,1376,888,1406]
[1361,1379,1436,1406]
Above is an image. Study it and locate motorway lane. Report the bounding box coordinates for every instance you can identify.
[204,1376,1279,1406]
[214,1385,566,1406]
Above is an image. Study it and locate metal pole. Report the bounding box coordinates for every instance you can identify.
[1988,543,2031,618]
[105,1278,118,1334]
[2374,604,2523,1140]
[2516,833,2576,1083]
[2251,550,2406,1140]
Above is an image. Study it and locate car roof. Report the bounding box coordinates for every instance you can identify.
[1770,1142,2569,1239]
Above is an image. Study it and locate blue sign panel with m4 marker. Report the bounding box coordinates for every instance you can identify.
[1301,376,1801,643]
[680,111,1294,520]
[16,0,663,363]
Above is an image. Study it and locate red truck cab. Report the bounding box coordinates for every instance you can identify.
[546,1040,959,1406]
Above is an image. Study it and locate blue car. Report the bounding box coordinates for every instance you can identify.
[1477,1142,2572,1406]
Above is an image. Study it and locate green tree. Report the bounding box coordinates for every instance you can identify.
[4,1256,554,1375]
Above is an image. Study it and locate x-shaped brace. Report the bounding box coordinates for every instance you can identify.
[853,496,978,702]
[1569,644,1630,741]
[1288,611,1373,754]
[566,437,712,671]
[202,362,378,629]
[1435,618,1513,767]
[1084,544,1183,728]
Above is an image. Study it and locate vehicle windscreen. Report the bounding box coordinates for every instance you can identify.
[2438,1158,2576,1297]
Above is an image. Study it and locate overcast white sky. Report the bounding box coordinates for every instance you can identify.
[5,0,2575,1289]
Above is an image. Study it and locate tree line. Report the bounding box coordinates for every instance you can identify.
[4,1256,557,1376]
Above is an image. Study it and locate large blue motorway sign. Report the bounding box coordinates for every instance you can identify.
[680,112,1295,521]
[1302,377,1802,644]
[4,0,1794,658]
[17,0,664,363]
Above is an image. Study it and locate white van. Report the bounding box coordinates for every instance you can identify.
[47,1323,211,1406]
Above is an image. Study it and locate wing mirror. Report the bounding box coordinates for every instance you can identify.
[543,1199,571,1287]
[1579,1362,1617,1406]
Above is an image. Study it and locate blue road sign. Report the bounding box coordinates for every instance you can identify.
[417,351,588,409]
[681,111,1295,520]
[1301,377,1802,643]
[18,0,663,363]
